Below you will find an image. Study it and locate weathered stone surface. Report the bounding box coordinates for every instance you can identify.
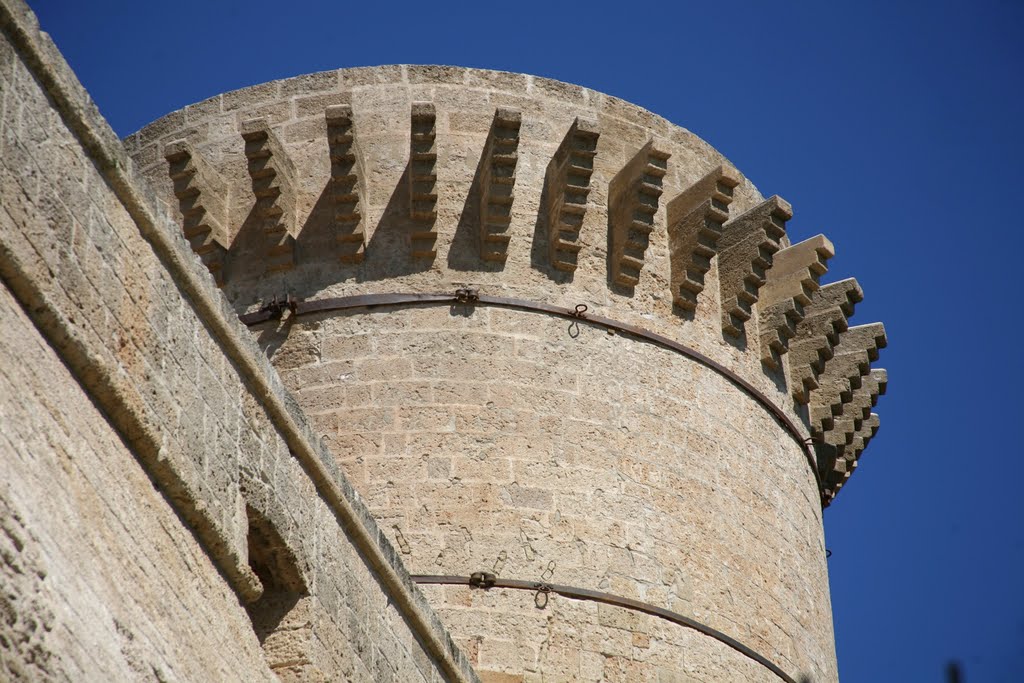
[0,282,275,683]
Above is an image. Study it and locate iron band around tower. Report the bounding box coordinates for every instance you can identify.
[240,289,825,502]
[411,573,799,683]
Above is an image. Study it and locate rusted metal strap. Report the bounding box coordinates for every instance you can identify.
[411,573,799,683]
[240,290,823,505]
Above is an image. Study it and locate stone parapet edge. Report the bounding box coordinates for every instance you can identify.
[129,64,724,158]
[0,1,478,680]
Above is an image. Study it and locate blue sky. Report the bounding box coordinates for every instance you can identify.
[25,1,1024,680]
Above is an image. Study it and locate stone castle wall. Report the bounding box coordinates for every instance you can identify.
[0,2,477,681]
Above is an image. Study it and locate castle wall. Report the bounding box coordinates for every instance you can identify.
[0,271,278,682]
[0,2,476,680]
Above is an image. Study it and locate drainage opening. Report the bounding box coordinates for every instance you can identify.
[244,505,312,674]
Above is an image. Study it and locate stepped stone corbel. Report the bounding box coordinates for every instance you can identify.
[545,117,600,272]
[822,413,880,501]
[757,235,834,369]
[408,101,438,257]
[716,196,792,336]
[815,367,887,488]
[808,323,887,435]
[608,140,671,287]
[787,278,863,403]
[826,367,887,448]
[164,140,229,286]
[325,105,367,263]
[241,118,297,273]
[478,107,522,262]
[665,165,741,311]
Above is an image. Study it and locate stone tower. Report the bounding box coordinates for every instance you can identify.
[127,65,887,682]
[0,2,887,675]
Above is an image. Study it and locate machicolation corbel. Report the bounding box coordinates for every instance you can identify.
[325,104,367,263]
[825,366,885,441]
[665,164,741,311]
[716,196,792,336]
[757,235,834,369]
[609,140,671,288]
[822,412,880,501]
[809,322,887,434]
[820,368,887,477]
[478,107,522,263]
[408,101,438,257]
[788,278,863,404]
[545,116,600,273]
[164,140,229,286]
[241,117,297,273]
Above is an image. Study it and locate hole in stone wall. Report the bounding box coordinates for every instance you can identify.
[244,505,314,675]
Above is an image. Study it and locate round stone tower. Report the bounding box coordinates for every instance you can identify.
[129,65,888,682]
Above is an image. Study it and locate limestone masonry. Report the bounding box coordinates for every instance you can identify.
[1,0,888,680]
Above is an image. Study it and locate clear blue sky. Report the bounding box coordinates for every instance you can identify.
[25,1,1024,680]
